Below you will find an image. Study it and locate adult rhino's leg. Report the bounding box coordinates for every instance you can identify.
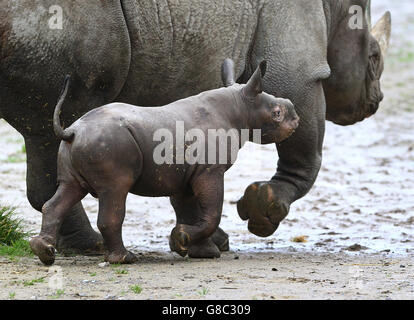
[25,135,105,255]
[236,0,329,237]
[238,83,326,237]
[0,0,131,253]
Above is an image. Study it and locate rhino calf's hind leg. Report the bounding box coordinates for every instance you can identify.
[24,136,105,256]
[30,182,87,266]
[97,189,137,265]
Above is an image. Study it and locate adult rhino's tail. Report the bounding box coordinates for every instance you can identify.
[53,75,75,142]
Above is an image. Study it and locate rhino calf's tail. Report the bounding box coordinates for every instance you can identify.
[53,75,75,142]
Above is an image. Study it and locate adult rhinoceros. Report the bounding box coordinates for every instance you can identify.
[0,0,390,257]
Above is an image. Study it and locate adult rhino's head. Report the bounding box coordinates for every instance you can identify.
[323,0,391,126]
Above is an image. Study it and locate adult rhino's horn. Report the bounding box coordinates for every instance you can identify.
[372,11,392,57]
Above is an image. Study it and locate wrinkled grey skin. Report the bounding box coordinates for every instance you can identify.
[0,0,390,254]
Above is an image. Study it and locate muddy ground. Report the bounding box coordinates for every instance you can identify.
[0,1,413,300]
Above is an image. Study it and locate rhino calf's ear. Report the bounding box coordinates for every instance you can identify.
[243,60,267,98]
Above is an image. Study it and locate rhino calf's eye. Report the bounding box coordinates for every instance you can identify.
[272,110,281,118]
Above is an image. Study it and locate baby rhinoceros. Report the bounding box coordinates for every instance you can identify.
[30,59,299,265]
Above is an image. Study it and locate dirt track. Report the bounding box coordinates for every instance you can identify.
[0,1,413,300]
[0,251,413,300]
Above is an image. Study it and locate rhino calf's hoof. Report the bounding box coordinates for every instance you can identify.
[30,236,56,266]
[211,228,230,252]
[104,251,138,264]
[170,227,190,257]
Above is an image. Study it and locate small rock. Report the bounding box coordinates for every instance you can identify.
[346,244,368,252]
[98,262,109,268]
[272,268,278,272]
[291,235,309,243]
[82,279,97,284]
[234,256,239,260]
[400,265,406,268]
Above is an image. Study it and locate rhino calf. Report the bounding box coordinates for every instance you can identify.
[30,59,299,265]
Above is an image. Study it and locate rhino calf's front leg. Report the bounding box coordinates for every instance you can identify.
[169,170,224,258]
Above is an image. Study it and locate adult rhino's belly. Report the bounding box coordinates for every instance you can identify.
[117,0,259,106]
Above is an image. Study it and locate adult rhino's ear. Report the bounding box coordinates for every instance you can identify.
[221,58,236,87]
[372,11,391,57]
[243,60,267,98]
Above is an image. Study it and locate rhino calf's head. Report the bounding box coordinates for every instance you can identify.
[222,59,299,144]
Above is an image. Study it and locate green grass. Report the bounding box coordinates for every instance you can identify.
[389,45,414,66]
[130,285,143,294]
[2,144,26,163]
[9,292,16,300]
[3,153,26,163]
[49,289,65,299]
[1,142,27,163]
[0,206,31,245]
[111,264,128,275]
[0,206,33,259]
[395,50,414,63]
[197,288,209,296]
[110,263,121,267]
[5,137,24,144]
[23,277,45,287]
[114,269,128,275]
[0,239,33,258]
